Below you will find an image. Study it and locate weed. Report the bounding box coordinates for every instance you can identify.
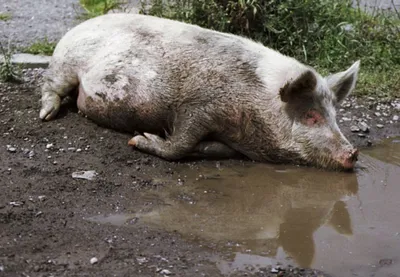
[22,38,57,56]
[0,41,22,83]
[0,13,12,21]
[78,0,127,19]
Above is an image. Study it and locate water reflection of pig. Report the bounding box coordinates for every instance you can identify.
[138,164,359,268]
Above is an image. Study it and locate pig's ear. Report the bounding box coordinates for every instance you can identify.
[326,60,360,103]
[279,70,317,103]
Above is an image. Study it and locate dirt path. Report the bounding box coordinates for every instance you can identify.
[0,69,399,277]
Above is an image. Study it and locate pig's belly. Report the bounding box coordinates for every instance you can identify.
[76,84,169,134]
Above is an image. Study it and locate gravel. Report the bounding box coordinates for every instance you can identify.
[0,0,140,49]
[0,0,80,48]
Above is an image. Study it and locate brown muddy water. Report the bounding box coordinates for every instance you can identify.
[87,137,400,277]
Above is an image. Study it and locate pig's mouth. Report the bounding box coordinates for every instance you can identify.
[303,148,359,171]
[319,148,359,171]
[335,148,359,171]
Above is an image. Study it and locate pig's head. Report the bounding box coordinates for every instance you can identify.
[279,61,360,171]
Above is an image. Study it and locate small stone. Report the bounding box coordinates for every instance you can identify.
[46,143,54,149]
[38,195,46,201]
[76,148,82,152]
[160,269,172,275]
[136,257,148,264]
[376,124,384,128]
[367,140,372,146]
[9,201,24,207]
[342,117,351,122]
[358,133,366,138]
[358,122,370,133]
[90,257,98,264]
[6,145,16,152]
[72,170,98,181]
[67,147,76,151]
[53,161,58,165]
[375,112,381,117]
[393,115,399,121]
[271,268,279,273]
[350,125,360,132]
[0,265,4,272]
[0,53,51,69]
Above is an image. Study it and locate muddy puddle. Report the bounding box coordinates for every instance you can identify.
[87,137,400,277]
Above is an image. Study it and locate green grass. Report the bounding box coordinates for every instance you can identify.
[0,13,12,21]
[0,41,22,83]
[78,0,126,19]
[22,38,57,56]
[357,67,400,99]
[139,0,400,99]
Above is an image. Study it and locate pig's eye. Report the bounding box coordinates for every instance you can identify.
[303,110,323,127]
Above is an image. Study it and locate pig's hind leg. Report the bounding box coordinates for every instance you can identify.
[190,141,242,159]
[130,134,241,160]
[129,112,222,160]
[39,65,78,121]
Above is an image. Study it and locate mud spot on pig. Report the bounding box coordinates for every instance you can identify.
[82,96,138,133]
[236,61,264,86]
[134,27,159,43]
[194,36,209,45]
[104,73,118,85]
[95,91,107,101]
[81,95,169,136]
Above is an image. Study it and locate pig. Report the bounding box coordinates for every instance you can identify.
[39,13,360,170]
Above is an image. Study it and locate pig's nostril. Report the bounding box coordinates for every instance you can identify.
[349,149,359,162]
[340,149,359,169]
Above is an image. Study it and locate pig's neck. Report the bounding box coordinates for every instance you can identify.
[253,100,302,164]
[244,56,307,162]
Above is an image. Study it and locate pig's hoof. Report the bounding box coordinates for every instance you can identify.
[128,133,165,149]
[39,96,61,121]
[128,136,139,146]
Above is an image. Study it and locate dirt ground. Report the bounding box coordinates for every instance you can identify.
[0,70,399,277]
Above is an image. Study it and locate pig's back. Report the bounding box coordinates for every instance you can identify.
[52,13,306,105]
[52,13,266,72]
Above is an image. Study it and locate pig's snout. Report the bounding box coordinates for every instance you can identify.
[339,148,359,170]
